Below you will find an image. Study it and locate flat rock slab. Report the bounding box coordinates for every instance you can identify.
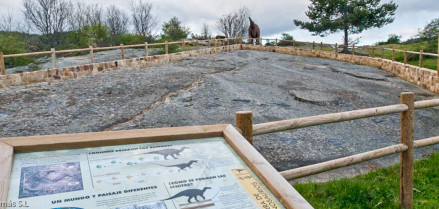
[1,50,438,182]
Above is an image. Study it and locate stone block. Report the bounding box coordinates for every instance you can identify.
[7,74,22,85]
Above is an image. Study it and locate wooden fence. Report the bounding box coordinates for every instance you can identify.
[0,37,242,75]
[246,37,439,71]
[235,92,439,208]
[1,36,438,75]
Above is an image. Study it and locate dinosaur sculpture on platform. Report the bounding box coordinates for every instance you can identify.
[248,17,260,45]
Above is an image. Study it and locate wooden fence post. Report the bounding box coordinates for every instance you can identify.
[165,41,168,54]
[392,47,395,61]
[419,50,423,68]
[236,111,253,144]
[320,42,323,51]
[51,48,56,69]
[400,92,414,209]
[0,52,5,75]
[352,44,355,55]
[227,38,230,46]
[312,41,315,50]
[120,44,124,59]
[89,45,94,64]
[404,50,408,65]
[182,39,185,52]
[335,43,338,55]
[372,46,375,57]
[145,42,148,57]
[275,38,277,47]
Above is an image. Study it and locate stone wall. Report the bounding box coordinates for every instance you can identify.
[0,45,240,89]
[242,45,439,94]
[1,44,438,94]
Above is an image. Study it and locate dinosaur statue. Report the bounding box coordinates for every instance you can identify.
[143,147,189,160]
[163,187,211,203]
[248,17,260,45]
[152,160,198,172]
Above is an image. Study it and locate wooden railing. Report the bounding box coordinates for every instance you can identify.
[2,36,438,75]
[0,37,243,75]
[236,92,439,208]
[247,37,439,71]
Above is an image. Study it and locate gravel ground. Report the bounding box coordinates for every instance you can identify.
[1,50,438,182]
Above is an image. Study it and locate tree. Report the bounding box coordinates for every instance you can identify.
[418,18,439,41]
[67,24,110,48]
[161,17,190,41]
[191,23,211,40]
[386,34,401,44]
[105,5,129,37]
[131,0,156,39]
[0,34,34,67]
[68,2,104,31]
[294,0,397,53]
[67,2,89,31]
[0,9,16,32]
[281,33,294,41]
[86,3,104,26]
[23,0,73,47]
[201,23,211,40]
[217,7,250,38]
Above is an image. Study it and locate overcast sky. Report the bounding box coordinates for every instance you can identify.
[1,0,438,45]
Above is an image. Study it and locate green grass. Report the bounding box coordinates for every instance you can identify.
[359,41,438,71]
[294,152,439,208]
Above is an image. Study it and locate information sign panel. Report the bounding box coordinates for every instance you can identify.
[0,124,311,209]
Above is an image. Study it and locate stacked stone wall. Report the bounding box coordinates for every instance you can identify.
[242,45,439,94]
[1,44,437,94]
[0,45,239,89]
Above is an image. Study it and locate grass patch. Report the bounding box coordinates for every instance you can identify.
[358,42,438,71]
[294,152,439,208]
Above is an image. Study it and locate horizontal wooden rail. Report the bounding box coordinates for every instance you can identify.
[381,48,438,57]
[280,144,408,180]
[93,46,121,51]
[253,104,408,136]
[124,43,148,48]
[56,48,90,54]
[3,51,52,58]
[143,43,163,47]
[414,99,439,109]
[414,136,439,148]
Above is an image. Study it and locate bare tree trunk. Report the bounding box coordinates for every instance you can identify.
[344,28,349,54]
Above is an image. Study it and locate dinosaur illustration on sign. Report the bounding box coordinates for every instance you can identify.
[164,187,211,203]
[152,160,198,172]
[233,168,245,173]
[143,147,189,160]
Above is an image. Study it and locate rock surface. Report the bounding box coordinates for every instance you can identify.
[1,50,438,182]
